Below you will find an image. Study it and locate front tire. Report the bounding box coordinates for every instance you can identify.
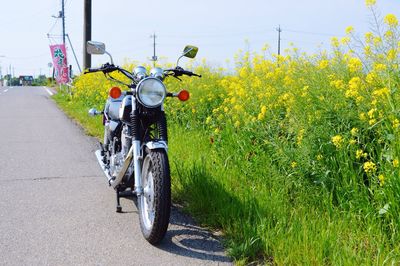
[138,148,171,245]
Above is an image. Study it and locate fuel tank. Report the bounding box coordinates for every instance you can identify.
[119,95,134,123]
[104,94,123,121]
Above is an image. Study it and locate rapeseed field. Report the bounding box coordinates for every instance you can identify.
[56,2,400,264]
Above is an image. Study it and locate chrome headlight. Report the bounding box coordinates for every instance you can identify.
[137,77,166,108]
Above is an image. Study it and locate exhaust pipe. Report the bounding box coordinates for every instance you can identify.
[110,146,133,188]
[94,148,133,188]
[95,150,113,184]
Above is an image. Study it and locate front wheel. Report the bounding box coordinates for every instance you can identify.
[138,148,171,245]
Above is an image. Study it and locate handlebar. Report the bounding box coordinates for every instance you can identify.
[164,67,202,79]
[85,64,201,84]
[84,63,133,80]
[84,63,118,74]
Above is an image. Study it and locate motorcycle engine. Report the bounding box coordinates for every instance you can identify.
[121,125,132,157]
[110,151,124,178]
[110,125,132,178]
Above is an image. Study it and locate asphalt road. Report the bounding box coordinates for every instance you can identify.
[0,86,231,266]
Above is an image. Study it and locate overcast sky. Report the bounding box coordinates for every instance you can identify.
[0,0,399,77]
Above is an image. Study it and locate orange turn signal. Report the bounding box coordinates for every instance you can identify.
[109,87,122,99]
[177,90,190,101]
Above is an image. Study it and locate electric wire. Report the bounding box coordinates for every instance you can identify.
[48,19,59,35]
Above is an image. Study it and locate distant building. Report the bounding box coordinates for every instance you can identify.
[19,76,34,86]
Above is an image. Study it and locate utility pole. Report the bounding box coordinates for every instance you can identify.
[150,33,157,67]
[61,0,66,44]
[83,0,92,69]
[276,25,282,56]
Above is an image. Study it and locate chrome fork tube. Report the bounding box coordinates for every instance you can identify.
[132,140,143,195]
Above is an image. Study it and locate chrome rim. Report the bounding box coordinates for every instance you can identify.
[141,156,155,230]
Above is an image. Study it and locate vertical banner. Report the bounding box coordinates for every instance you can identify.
[49,44,69,84]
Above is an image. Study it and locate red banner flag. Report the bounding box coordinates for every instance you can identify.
[49,44,69,84]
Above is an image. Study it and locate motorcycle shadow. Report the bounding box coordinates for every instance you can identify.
[121,195,230,263]
[158,206,231,263]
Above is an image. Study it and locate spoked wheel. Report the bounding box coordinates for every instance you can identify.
[138,148,171,245]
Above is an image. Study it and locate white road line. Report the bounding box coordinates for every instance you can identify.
[45,87,54,96]
[4,89,8,93]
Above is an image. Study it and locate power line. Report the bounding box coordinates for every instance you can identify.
[159,29,276,39]
[284,28,344,37]
[47,19,59,35]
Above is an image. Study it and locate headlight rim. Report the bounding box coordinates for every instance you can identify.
[136,77,167,108]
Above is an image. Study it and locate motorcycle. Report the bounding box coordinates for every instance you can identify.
[85,41,200,244]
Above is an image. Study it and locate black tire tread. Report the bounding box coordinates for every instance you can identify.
[139,149,171,245]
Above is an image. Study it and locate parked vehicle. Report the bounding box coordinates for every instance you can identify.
[86,41,200,244]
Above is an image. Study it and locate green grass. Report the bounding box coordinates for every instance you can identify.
[54,91,400,264]
[53,18,400,262]
[167,124,399,265]
[53,93,103,139]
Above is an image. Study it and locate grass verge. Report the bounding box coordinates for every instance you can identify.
[53,92,399,265]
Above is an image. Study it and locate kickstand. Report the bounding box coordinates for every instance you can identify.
[116,189,122,213]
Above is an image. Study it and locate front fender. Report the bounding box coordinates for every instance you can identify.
[144,140,168,152]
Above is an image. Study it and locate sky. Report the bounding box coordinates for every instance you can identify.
[0,0,399,77]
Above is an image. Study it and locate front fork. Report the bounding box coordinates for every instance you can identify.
[132,140,143,196]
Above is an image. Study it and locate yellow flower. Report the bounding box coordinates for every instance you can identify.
[214,128,220,134]
[372,87,390,98]
[363,161,377,174]
[205,116,212,124]
[341,37,350,45]
[384,30,394,39]
[374,63,386,71]
[348,58,362,72]
[378,174,385,186]
[373,37,382,47]
[317,154,323,161]
[332,135,344,148]
[384,14,398,27]
[366,72,377,84]
[331,37,340,48]
[234,120,240,128]
[318,60,329,69]
[365,0,376,7]
[349,139,357,145]
[260,105,267,115]
[345,26,354,35]
[297,129,305,145]
[365,32,374,43]
[351,128,359,136]
[356,149,363,159]
[393,119,399,129]
[356,150,368,160]
[387,49,397,61]
[368,108,376,119]
[291,161,297,168]
[393,159,399,168]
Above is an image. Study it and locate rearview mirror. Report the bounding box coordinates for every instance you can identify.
[182,45,198,59]
[87,41,106,55]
